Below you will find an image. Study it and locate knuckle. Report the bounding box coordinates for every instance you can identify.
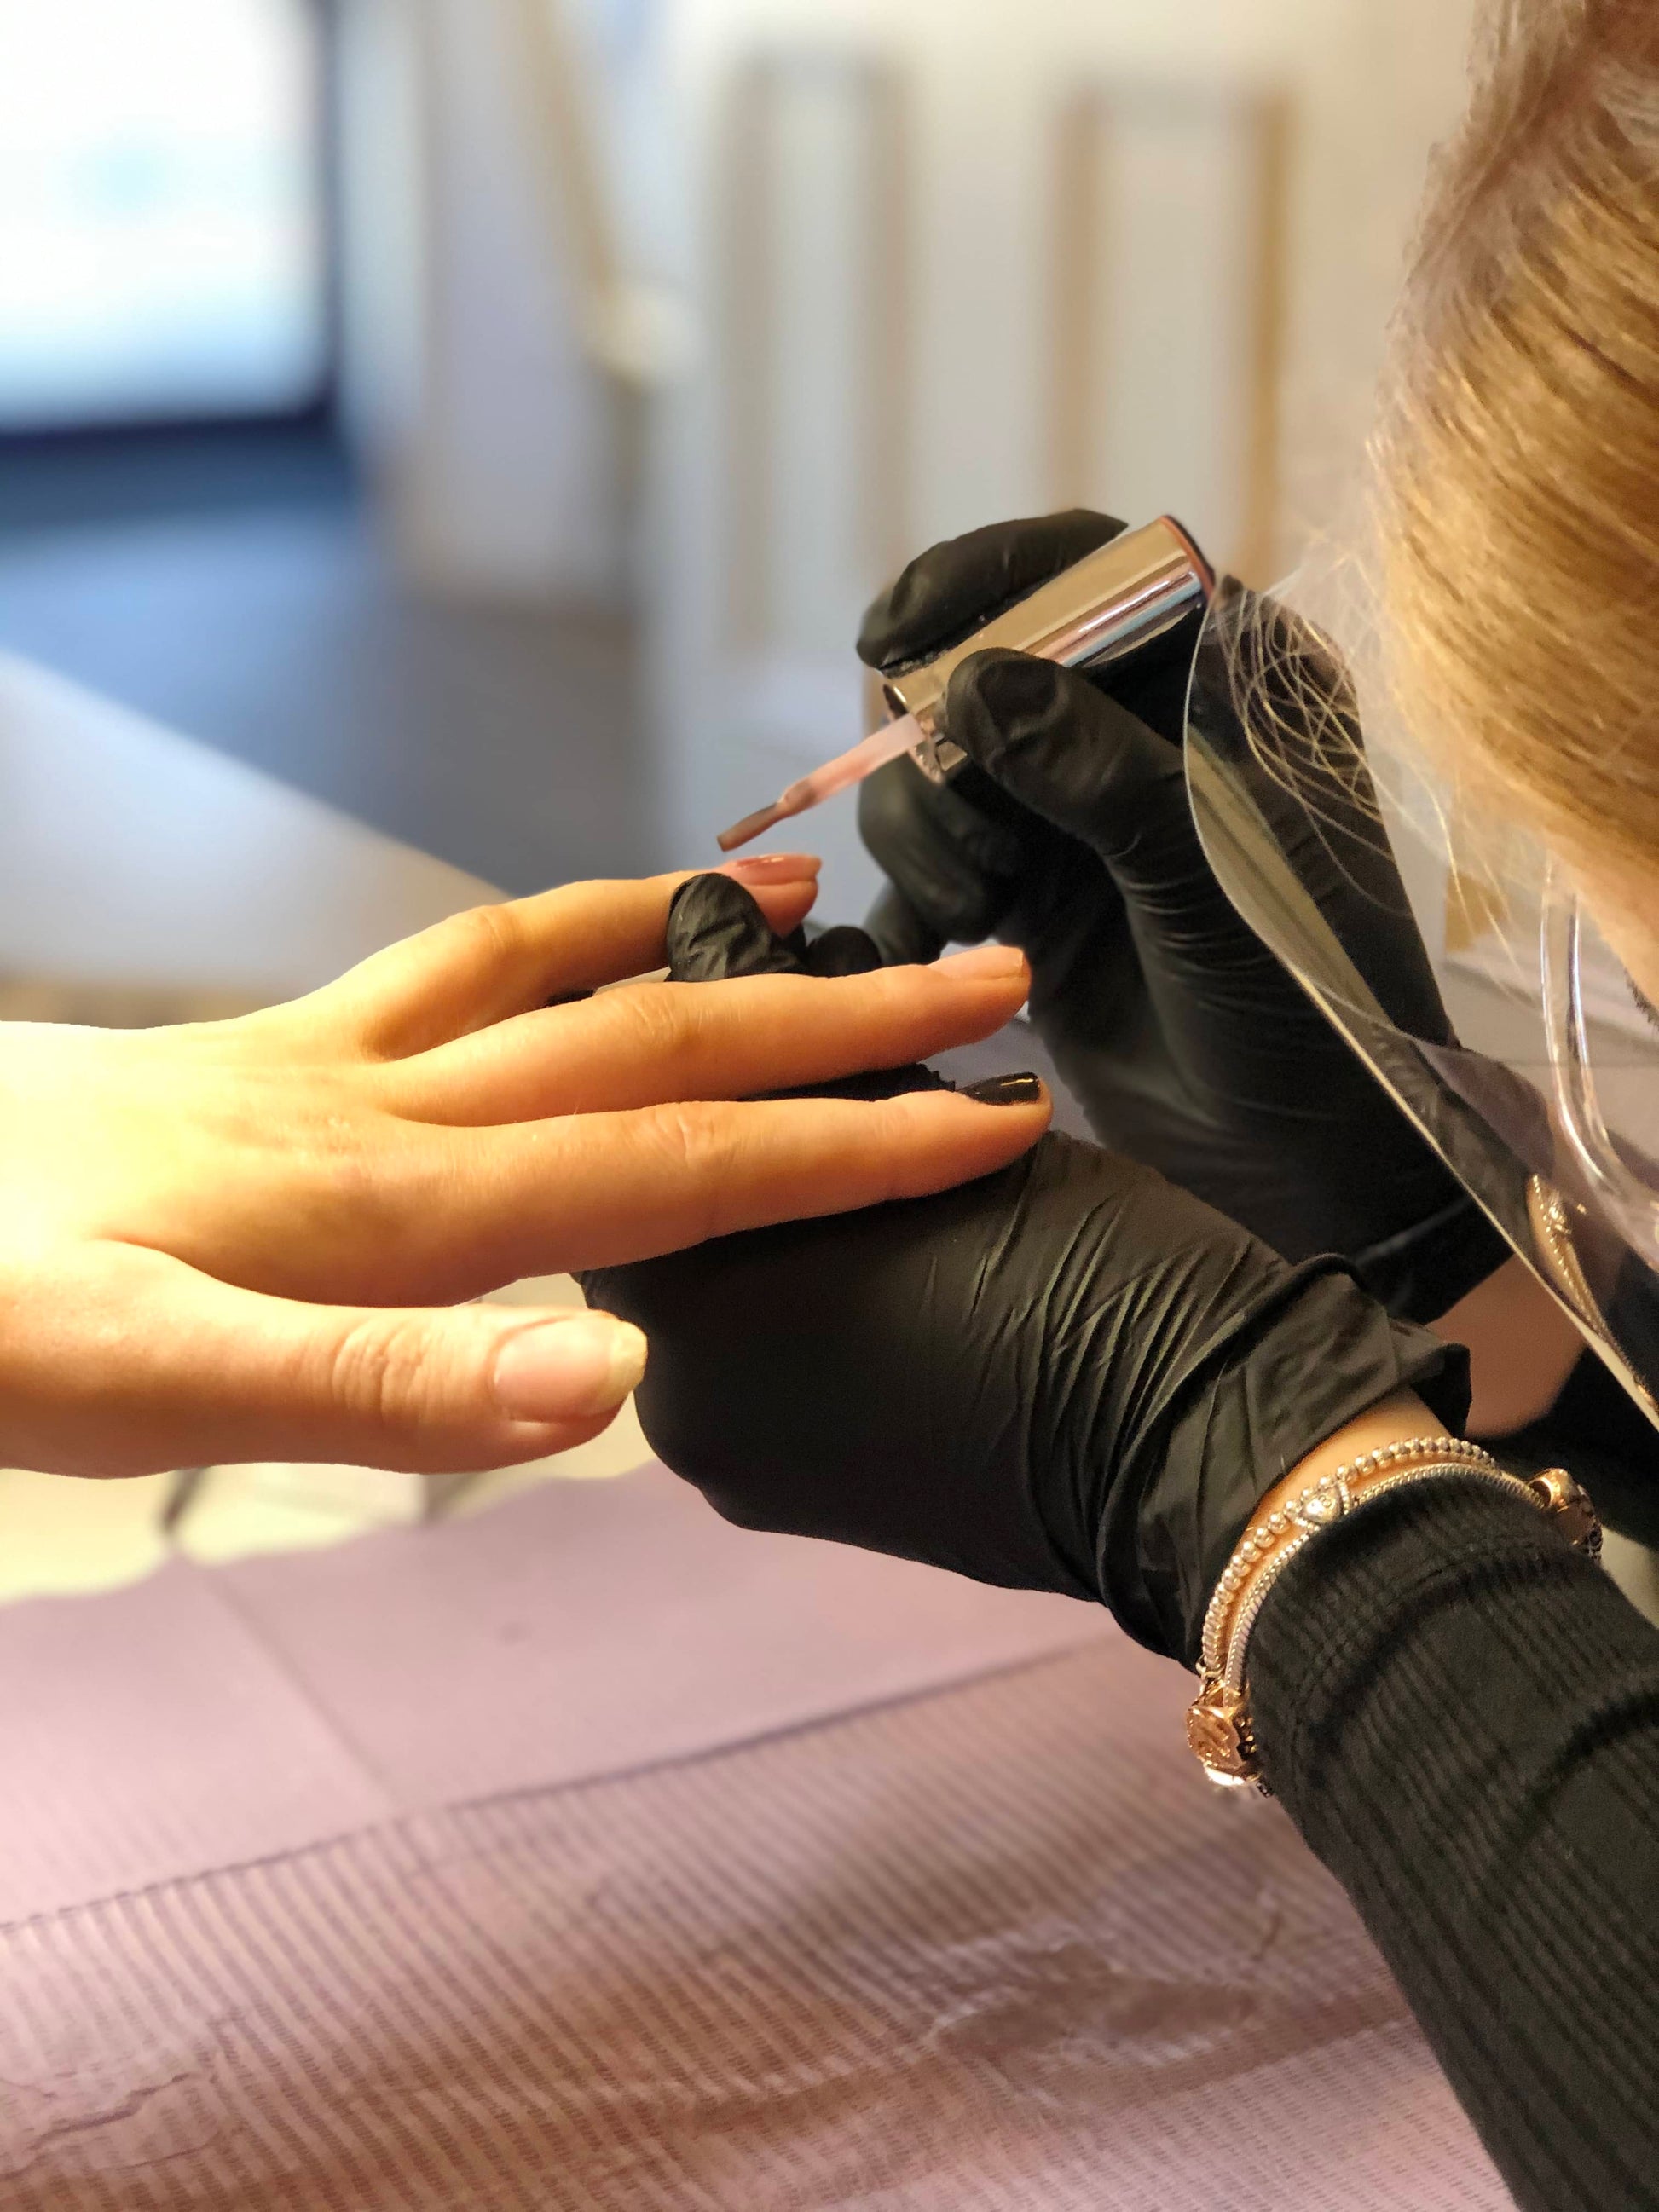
[816,965,916,1051]
[324,1314,444,1432]
[615,979,711,1069]
[859,963,910,1017]
[285,1097,389,1211]
[861,1096,931,1198]
[633,1100,744,1236]
[441,901,528,974]
[639,1096,736,1177]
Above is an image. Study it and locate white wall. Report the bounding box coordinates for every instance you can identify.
[336,0,627,604]
[642,0,1479,915]
[1280,0,1479,541]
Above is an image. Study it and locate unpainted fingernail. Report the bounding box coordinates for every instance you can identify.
[961,1071,1044,1107]
[934,944,1028,982]
[721,852,822,884]
[492,1314,648,1422]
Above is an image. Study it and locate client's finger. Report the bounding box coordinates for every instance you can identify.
[315,861,823,1057]
[436,1083,1051,1278]
[387,946,1032,1124]
[3,1243,650,1480]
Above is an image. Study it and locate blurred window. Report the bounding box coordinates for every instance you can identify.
[0,0,328,431]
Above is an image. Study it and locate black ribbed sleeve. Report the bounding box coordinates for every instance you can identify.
[1251,1481,1659,2210]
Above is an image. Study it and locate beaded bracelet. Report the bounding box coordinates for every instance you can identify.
[1187,1435,1600,1791]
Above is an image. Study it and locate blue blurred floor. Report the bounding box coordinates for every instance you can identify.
[0,432,650,896]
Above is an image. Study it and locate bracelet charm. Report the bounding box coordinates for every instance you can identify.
[1185,1678,1257,1786]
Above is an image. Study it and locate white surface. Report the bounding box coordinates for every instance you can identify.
[337,0,627,601]
[0,647,495,996]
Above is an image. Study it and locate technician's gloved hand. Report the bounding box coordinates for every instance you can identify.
[581,875,1468,1664]
[856,509,1508,1320]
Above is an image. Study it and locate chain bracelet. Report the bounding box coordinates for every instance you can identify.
[1187,1435,1601,1792]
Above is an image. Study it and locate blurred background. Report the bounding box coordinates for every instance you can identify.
[0,0,1479,925]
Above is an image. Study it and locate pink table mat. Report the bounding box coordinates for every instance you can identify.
[0,1464,1509,2208]
[0,1464,1106,1925]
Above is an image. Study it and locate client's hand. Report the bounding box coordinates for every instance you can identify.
[0,861,1044,1480]
[582,877,1467,1666]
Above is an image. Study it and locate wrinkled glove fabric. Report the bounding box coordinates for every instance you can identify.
[581,874,1468,1666]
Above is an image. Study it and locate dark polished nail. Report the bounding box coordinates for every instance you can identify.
[960,1071,1043,1107]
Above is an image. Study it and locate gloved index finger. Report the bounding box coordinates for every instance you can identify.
[944,651,1192,887]
[858,509,1127,674]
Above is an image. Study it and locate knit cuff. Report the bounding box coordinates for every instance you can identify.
[1251,1478,1595,1831]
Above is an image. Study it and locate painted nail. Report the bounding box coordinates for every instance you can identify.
[934,944,1029,982]
[721,852,822,884]
[493,1314,648,1421]
[961,1072,1044,1107]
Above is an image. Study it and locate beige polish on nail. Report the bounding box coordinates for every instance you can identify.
[934,944,1029,982]
[493,1315,649,1422]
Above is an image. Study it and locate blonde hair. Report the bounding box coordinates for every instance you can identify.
[1376,0,1659,869]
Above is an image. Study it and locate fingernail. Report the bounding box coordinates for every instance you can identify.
[934,944,1028,982]
[722,852,822,885]
[961,1071,1044,1107]
[493,1314,649,1421]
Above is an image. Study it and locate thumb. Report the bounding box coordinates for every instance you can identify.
[8,1244,648,1478]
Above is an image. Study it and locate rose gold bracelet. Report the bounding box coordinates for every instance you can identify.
[1186,1435,1601,1793]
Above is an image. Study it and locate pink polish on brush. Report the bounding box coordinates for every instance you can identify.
[716,517,1213,852]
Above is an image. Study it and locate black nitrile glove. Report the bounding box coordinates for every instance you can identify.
[581,875,1470,1666]
[663,873,956,1101]
[856,509,1508,1320]
[668,875,887,985]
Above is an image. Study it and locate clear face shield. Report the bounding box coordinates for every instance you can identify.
[1183,562,1659,1428]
